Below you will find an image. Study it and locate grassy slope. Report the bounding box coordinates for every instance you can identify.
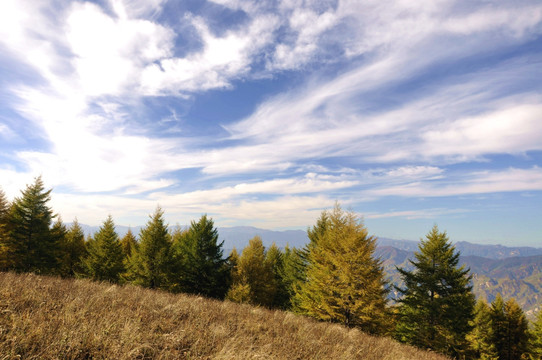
[0,272,448,360]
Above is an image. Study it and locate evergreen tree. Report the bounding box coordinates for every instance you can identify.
[266,243,290,309]
[467,300,498,360]
[490,295,530,360]
[127,207,172,289]
[0,187,9,232]
[281,245,307,310]
[294,205,390,334]
[173,215,230,299]
[226,236,276,307]
[531,308,542,360]
[120,228,138,258]
[1,176,59,273]
[0,188,11,269]
[226,248,252,303]
[82,215,125,282]
[59,219,87,277]
[50,216,68,274]
[395,225,475,358]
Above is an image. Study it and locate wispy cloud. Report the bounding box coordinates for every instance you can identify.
[368,167,542,198]
[0,0,541,236]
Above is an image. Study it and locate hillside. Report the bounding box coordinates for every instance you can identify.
[0,272,448,360]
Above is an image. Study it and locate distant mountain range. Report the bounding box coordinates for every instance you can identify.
[76,223,541,318]
[375,246,542,318]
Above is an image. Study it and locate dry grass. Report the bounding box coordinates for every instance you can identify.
[0,272,448,359]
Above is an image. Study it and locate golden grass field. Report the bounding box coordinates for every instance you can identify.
[0,272,448,359]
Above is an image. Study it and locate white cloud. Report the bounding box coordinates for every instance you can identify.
[366,208,469,220]
[110,0,167,19]
[368,166,445,182]
[66,1,174,97]
[420,103,542,159]
[443,5,542,37]
[150,173,358,205]
[270,8,338,70]
[140,14,278,94]
[369,167,542,198]
[1,0,541,232]
[49,185,337,228]
[0,123,15,139]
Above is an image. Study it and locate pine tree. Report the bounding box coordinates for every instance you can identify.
[173,215,230,299]
[226,236,276,307]
[120,228,138,258]
[50,216,68,275]
[0,188,11,269]
[0,187,9,232]
[266,243,290,309]
[82,215,125,282]
[395,225,475,358]
[490,295,530,360]
[467,300,498,360]
[281,245,307,310]
[1,176,59,273]
[59,219,87,277]
[531,308,542,360]
[225,248,252,303]
[127,207,172,289]
[294,205,390,334]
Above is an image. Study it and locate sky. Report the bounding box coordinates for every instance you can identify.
[0,0,541,246]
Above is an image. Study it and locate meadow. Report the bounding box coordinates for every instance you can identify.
[0,272,448,360]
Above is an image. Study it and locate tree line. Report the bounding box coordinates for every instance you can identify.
[0,177,541,359]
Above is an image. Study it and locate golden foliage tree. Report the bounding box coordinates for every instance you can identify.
[227,236,276,307]
[294,204,390,334]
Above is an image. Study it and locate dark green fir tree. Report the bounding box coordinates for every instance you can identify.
[395,225,475,358]
[82,215,125,282]
[173,215,230,299]
[59,219,87,277]
[0,188,11,268]
[127,207,172,289]
[1,176,59,273]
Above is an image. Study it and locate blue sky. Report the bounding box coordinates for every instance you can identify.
[1,0,541,246]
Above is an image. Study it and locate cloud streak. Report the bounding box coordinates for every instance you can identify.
[0,0,541,242]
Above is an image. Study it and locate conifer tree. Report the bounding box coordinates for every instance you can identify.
[395,225,475,358]
[127,207,172,289]
[59,219,87,277]
[467,300,498,360]
[226,248,252,303]
[226,236,276,307]
[0,188,11,269]
[281,245,307,310]
[1,176,59,273]
[120,228,138,258]
[173,215,230,299]
[531,308,542,360]
[489,295,530,360]
[0,188,9,233]
[228,247,240,273]
[82,215,125,282]
[266,243,290,309]
[295,205,390,334]
[50,216,67,274]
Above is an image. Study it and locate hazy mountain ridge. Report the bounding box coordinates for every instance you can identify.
[76,223,542,259]
[374,246,542,319]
